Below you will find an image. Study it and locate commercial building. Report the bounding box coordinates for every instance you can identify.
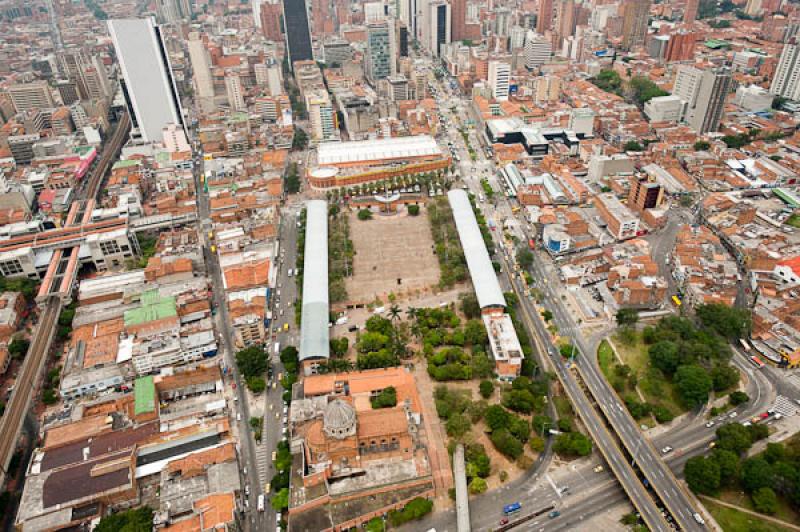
[537,0,553,33]
[594,193,640,240]
[628,176,664,211]
[735,85,773,112]
[107,18,185,143]
[306,89,339,143]
[422,0,451,57]
[643,95,685,123]
[488,60,511,102]
[366,21,395,84]
[299,200,330,372]
[282,0,313,66]
[524,30,552,69]
[7,81,55,113]
[673,65,731,133]
[448,189,523,379]
[306,135,449,188]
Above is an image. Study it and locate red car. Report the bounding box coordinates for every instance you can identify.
[232,382,237,389]
[760,412,770,419]
[500,517,509,525]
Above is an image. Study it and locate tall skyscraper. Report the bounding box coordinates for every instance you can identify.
[423,0,451,57]
[260,3,283,41]
[187,32,216,113]
[252,0,263,28]
[107,18,185,143]
[155,0,192,23]
[771,42,800,100]
[282,0,313,67]
[537,0,553,33]
[684,0,698,24]
[365,21,395,84]
[488,60,511,101]
[451,0,467,41]
[557,0,577,42]
[663,31,696,62]
[621,0,650,50]
[674,65,731,133]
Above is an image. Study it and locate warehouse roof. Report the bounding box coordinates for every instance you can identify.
[447,189,506,309]
[317,135,441,165]
[124,289,177,326]
[299,201,330,362]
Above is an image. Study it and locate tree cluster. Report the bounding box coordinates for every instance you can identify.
[428,198,468,288]
[642,310,741,408]
[371,386,397,409]
[95,507,154,532]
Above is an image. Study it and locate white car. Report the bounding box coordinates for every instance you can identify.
[729,411,738,418]
[705,421,715,428]
[661,446,673,454]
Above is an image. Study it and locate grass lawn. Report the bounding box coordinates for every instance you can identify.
[607,332,688,419]
[611,331,649,375]
[786,213,800,229]
[703,498,796,532]
[718,489,800,525]
[553,395,574,420]
[598,340,614,378]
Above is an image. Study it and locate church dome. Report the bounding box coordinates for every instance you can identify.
[323,399,357,439]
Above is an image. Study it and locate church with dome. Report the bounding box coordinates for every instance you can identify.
[284,367,435,531]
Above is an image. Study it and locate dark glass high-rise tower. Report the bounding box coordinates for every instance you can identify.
[282,0,313,68]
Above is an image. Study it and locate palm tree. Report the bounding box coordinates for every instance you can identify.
[405,306,418,321]
[388,304,402,322]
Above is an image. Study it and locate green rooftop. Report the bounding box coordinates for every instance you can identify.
[134,376,155,416]
[775,188,800,209]
[73,145,94,156]
[112,159,142,170]
[705,39,730,49]
[124,289,177,327]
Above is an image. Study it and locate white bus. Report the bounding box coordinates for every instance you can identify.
[274,342,280,355]
[257,494,265,512]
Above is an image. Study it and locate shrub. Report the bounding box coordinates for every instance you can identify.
[357,209,373,220]
[388,497,433,527]
[490,428,524,459]
[729,391,749,406]
[553,432,592,457]
[468,477,488,494]
[530,436,545,453]
[408,204,420,216]
[479,379,494,399]
[371,386,397,408]
[246,376,266,393]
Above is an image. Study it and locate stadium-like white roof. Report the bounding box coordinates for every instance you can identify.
[447,189,506,310]
[317,135,442,165]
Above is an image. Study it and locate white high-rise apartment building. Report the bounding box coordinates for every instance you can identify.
[306,89,339,142]
[420,0,451,57]
[108,18,184,143]
[771,43,800,101]
[673,65,731,133]
[524,30,552,69]
[252,0,263,27]
[488,60,511,101]
[225,73,246,111]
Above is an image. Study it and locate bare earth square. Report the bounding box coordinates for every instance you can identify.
[345,209,440,304]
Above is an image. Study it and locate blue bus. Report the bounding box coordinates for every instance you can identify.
[503,502,522,515]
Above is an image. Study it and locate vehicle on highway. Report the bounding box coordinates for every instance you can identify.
[503,502,522,515]
[693,512,705,525]
[661,446,673,454]
[593,465,604,473]
[548,510,561,519]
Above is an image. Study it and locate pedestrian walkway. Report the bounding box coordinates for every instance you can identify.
[255,438,269,486]
[772,395,798,417]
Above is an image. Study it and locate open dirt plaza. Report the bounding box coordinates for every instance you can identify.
[345,210,441,304]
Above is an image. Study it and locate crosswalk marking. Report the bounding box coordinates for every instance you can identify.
[772,395,797,417]
[255,440,269,485]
